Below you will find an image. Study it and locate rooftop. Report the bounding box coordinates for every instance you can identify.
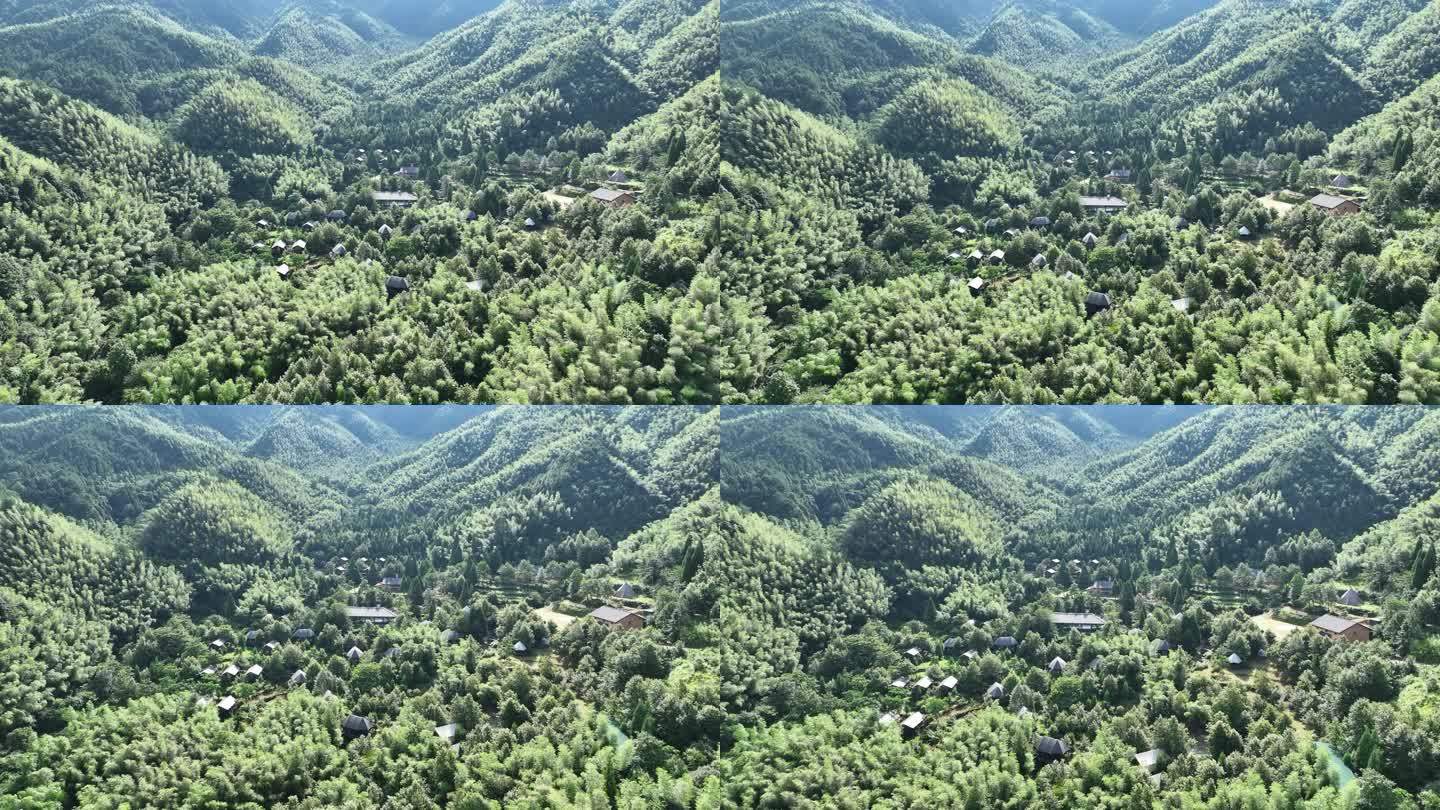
[1310,614,1365,634]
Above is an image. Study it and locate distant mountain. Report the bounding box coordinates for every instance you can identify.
[967,2,1128,69]
[0,6,243,115]
[253,5,407,69]
[0,407,346,527]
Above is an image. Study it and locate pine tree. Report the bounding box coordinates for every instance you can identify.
[1414,543,1435,591]
[1392,130,1414,173]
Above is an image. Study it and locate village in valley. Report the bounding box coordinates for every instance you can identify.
[936,150,1370,319]
[869,554,1389,786]
[187,554,656,748]
[240,151,645,297]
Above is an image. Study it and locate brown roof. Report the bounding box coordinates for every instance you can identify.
[588,606,638,625]
[1310,614,1365,634]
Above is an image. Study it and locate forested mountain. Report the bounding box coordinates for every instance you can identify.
[712,405,1440,806]
[3,404,1437,807]
[0,0,720,405]
[717,0,1440,404]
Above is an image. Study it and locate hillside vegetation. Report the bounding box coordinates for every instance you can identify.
[713,0,1440,404]
[1,405,1437,806]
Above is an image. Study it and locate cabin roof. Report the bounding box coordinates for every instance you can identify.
[589,605,636,624]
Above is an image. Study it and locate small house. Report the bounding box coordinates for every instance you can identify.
[346,646,364,663]
[890,676,909,689]
[440,630,461,644]
[288,669,307,687]
[968,277,986,294]
[953,225,968,236]
[1104,169,1132,183]
[1082,289,1105,315]
[395,166,420,179]
[988,249,1006,265]
[1134,749,1163,772]
[939,675,958,691]
[378,224,393,239]
[290,240,307,253]
[992,636,1018,650]
[385,276,410,301]
[1031,254,1048,268]
[608,170,629,183]
[1309,614,1372,642]
[969,249,984,263]
[1236,226,1252,239]
[344,606,397,624]
[1087,579,1115,596]
[1079,196,1128,214]
[1047,657,1066,674]
[276,264,291,278]
[342,714,374,741]
[512,641,528,655]
[614,582,638,599]
[1226,652,1244,667]
[1308,194,1361,216]
[1082,232,1097,248]
[1030,216,1051,228]
[1035,736,1069,764]
[371,191,418,209]
[222,664,241,679]
[271,240,287,257]
[1049,612,1106,631]
[1150,639,1172,656]
[900,712,927,739]
[245,664,263,681]
[292,628,314,641]
[434,723,458,743]
[904,646,924,662]
[1339,589,1362,606]
[524,217,536,229]
[1330,174,1352,189]
[588,605,645,630]
[985,682,1005,700]
[218,695,237,719]
[590,188,638,208]
[330,244,348,259]
[327,210,347,222]
[263,641,279,653]
[1171,297,1190,314]
[378,575,402,589]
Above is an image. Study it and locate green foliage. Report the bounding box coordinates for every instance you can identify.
[841,476,1001,570]
[137,479,292,566]
[173,77,314,155]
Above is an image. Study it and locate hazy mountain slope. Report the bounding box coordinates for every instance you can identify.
[0,77,228,217]
[1073,408,1392,539]
[0,495,190,639]
[0,6,244,115]
[361,407,702,538]
[967,3,1127,69]
[0,408,345,527]
[962,407,1125,471]
[253,6,407,69]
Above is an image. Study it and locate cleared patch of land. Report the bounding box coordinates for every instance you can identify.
[1259,194,1296,216]
[1252,611,1302,640]
[535,605,578,630]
